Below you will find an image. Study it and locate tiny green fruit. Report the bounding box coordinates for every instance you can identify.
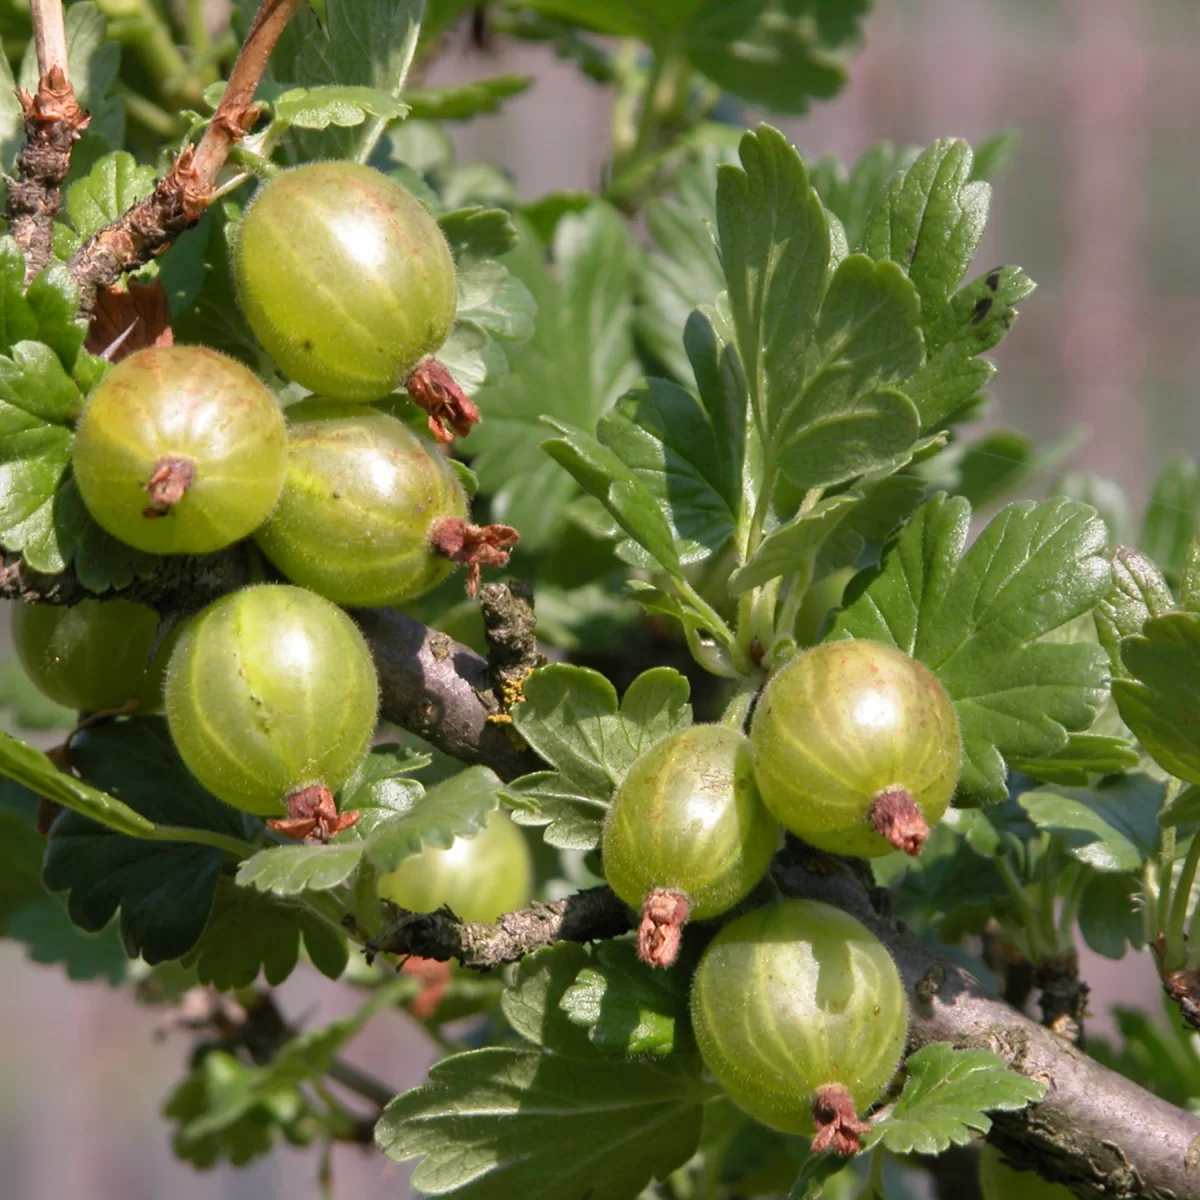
[750,639,961,858]
[602,725,779,966]
[254,401,468,606]
[377,810,534,923]
[690,898,907,1151]
[72,345,286,554]
[164,585,378,821]
[12,598,172,713]
[234,162,458,401]
[979,1144,1075,1200]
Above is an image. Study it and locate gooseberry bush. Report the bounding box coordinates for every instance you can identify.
[1,2,1199,1199]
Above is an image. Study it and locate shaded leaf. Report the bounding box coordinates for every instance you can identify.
[404,74,532,121]
[65,151,157,239]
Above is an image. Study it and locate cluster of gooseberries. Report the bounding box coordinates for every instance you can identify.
[15,161,517,841]
[601,637,962,1154]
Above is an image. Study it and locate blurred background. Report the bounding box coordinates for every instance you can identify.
[2,0,1195,1196]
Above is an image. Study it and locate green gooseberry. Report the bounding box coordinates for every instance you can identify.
[750,639,961,858]
[164,584,378,818]
[254,400,468,606]
[11,598,173,713]
[690,899,908,1147]
[376,810,534,923]
[71,345,287,555]
[234,161,458,401]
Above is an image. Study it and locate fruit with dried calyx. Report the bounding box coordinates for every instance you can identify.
[690,898,907,1153]
[164,584,378,839]
[71,345,286,554]
[254,401,470,607]
[750,639,961,858]
[234,161,472,438]
[376,810,533,923]
[12,598,174,713]
[602,725,779,967]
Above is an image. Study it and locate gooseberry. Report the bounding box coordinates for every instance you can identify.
[750,639,961,858]
[601,725,779,967]
[254,401,468,607]
[71,345,287,554]
[690,898,907,1153]
[164,584,378,834]
[376,810,534,923]
[234,161,458,403]
[12,598,173,713]
[979,1144,1074,1200]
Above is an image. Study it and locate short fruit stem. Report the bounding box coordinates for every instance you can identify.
[637,888,689,968]
[810,1082,871,1156]
[867,787,928,856]
[142,455,195,516]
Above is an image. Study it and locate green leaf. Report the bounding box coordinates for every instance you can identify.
[404,74,532,121]
[1095,547,1174,679]
[730,493,859,594]
[511,665,691,801]
[1140,456,1200,582]
[718,129,923,490]
[1017,774,1165,873]
[864,140,989,338]
[1009,734,1140,787]
[376,1047,710,1199]
[1078,872,1143,960]
[269,84,408,130]
[502,942,599,1054]
[560,940,690,1057]
[261,0,421,160]
[865,1044,1045,1155]
[65,151,157,239]
[235,841,363,897]
[810,142,914,252]
[184,876,348,989]
[471,205,640,549]
[1160,784,1200,829]
[439,207,520,261]
[832,495,1111,801]
[1115,612,1200,784]
[501,771,607,851]
[41,719,252,963]
[637,149,728,381]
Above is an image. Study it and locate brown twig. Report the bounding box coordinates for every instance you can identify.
[67,0,304,311]
[8,0,90,280]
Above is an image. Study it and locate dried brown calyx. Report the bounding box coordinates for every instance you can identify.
[407,358,480,443]
[868,787,929,856]
[268,784,359,843]
[810,1083,872,1156]
[430,518,520,597]
[143,456,196,518]
[637,888,690,968]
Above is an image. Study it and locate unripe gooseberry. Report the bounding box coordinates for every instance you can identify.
[690,899,907,1153]
[254,401,468,607]
[71,345,286,554]
[234,162,457,402]
[750,639,961,858]
[377,810,533,923]
[979,1144,1075,1200]
[602,725,779,967]
[11,598,174,713]
[164,585,378,831]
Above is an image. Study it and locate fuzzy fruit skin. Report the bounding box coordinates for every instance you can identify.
[234,162,457,401]
[12,599,172,713]
[164,585,378,817]
[602,726,779,920]
[979,1144,1074,1200]
[690,899,907,1135]
[376,811,533,923]
[72,345,286,554]
[750,639,961,857]
[254,400,468,606]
